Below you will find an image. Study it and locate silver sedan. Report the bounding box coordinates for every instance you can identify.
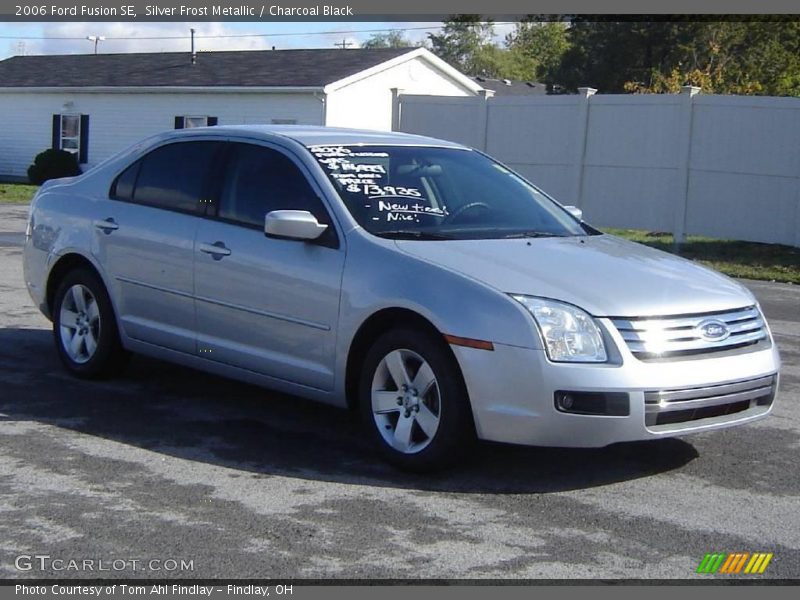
[23,126,781,470]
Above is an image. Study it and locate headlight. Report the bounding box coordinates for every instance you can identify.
[512,295,607,363]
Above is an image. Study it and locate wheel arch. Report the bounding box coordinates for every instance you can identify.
[47,251,129,378]
[344,307,466,411]
[46,253,106,318]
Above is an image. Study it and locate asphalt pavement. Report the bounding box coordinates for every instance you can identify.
[0,203,798,580]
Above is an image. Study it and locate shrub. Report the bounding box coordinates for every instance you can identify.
[27,149,82,185]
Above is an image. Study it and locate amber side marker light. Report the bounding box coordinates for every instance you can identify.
[444,334,495,351]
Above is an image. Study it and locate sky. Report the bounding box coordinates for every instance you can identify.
[0,21,518,59]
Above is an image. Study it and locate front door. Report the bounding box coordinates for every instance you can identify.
[193,142,345,391]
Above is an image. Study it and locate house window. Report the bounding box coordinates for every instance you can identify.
[52,114,90,164]
[60,115,81,153]
[271,118,297,125]
[185,116,208,128]
[174,116,218,129]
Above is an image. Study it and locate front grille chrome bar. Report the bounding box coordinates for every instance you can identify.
[644,375,776,428]
[611,306,767,358]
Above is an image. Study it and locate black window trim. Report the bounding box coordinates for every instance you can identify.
[107,139,224,218]
[106,137,343,249]
[203,140,341,249]
[109,158,141,202]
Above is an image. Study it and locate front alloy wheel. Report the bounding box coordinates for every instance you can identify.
[359,328,475,471]
[371,349,442,454]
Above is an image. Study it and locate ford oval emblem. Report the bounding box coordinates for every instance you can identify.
[698,319,730,342]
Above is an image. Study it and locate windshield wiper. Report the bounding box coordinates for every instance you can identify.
[374,229,455,240]
[502,231,567,239]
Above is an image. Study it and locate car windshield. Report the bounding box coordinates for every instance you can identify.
[307,144,593,240]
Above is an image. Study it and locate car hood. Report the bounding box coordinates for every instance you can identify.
[395,234,755,317]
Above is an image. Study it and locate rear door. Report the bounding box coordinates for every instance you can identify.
[94,140,223,353]
[193,142,345,391]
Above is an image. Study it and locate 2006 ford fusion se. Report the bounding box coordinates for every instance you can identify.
[24,125,781,470]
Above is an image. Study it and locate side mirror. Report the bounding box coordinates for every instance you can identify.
[264,210,328,241]
[564,205,583,221]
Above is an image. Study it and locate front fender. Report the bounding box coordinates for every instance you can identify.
[333,230,541,400]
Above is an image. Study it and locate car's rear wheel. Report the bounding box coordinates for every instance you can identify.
[52,268,127,378]
[359,328,475,471]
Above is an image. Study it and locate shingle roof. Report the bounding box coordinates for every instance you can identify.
[472,77,548,96]
[0,48,414,88]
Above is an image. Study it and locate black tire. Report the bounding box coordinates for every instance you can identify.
[358,327,476,472]
[52,267,128,379]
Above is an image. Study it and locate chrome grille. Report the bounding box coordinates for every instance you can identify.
[611,306,767,359]
[644,375,776,429]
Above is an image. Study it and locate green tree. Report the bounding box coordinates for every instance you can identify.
[362,30,418,49]
[428,16,495,74]
[655,21,800,96]
[471,45,536,80]
[505,20,570,82]
[427,16,538,80]
[555,20,800,96]
[555,21,690,93]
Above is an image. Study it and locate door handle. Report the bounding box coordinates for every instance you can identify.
[199,241,231,260]
[93,218,119,233]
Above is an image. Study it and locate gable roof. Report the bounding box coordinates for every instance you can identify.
[0,48,415,88]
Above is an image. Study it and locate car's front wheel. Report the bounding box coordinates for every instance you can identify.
[52,268,127,378]
[359,328,475,471]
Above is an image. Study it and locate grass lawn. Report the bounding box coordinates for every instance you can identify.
[0,183,37,204]
[604,228,800,285]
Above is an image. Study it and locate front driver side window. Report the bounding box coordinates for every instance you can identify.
[219,143,329,228]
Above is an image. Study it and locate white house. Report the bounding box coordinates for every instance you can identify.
[0,47,482,180]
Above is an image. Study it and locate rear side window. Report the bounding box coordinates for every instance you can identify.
[129,142,221,213]
[218,143,328,227]
[110,161,140,201]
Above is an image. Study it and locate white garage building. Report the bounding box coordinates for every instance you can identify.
[0,47,482,180]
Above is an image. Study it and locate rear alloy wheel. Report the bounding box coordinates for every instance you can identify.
[52,268,128,378]
[58,283,100,365]
[359,328,475,471]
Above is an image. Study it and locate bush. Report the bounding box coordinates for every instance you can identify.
[27,149,82,185]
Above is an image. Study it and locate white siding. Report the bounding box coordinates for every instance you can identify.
[0,91,324,178]
[325,56,473,132]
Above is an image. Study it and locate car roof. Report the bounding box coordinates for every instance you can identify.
[173,124,470,149]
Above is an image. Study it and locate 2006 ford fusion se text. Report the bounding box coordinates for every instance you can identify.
[23,125,781,470]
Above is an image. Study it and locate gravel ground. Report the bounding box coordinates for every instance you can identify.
[0,204,798,580]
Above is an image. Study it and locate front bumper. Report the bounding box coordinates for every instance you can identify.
[451,335,780,448]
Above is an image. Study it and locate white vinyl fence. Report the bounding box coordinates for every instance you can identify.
[395,87,800,247]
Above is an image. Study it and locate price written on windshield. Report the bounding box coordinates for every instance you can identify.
[350,184,423,198]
